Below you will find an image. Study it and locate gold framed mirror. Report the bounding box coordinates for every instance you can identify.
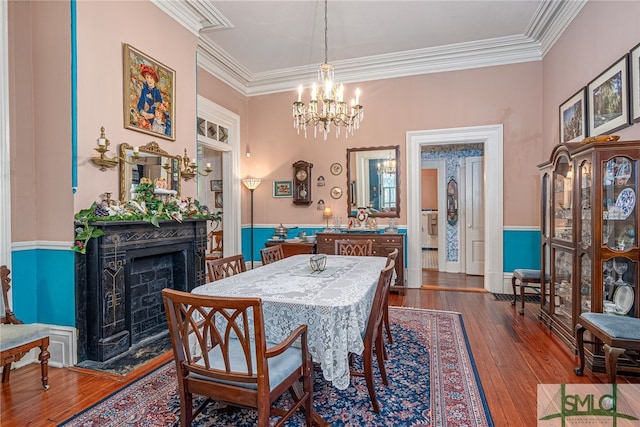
[346,145,400,218]
[119,141,181,202]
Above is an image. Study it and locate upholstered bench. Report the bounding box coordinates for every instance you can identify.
[511,269,547,315]
[574,312,640,383]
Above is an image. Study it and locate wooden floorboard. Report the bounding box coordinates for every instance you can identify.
[2,273,639,426]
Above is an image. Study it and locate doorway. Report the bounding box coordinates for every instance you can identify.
[407,125,504,293]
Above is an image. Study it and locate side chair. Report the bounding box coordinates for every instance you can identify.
[260,244,284,265]
[162,289,313,427]
[206,254,247,282]
[335,239,373,256]
[0,265,50,389]
[383,249,399,347]
[350,260,395,413]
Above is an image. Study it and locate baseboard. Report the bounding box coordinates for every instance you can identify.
[2,324,76,373]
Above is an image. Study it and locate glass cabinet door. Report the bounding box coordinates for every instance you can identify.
[602,156,636,252]
[580,254,592,313]
[553,249,573,328]
[579,160,592,249]
[603,257,637,317]
[553,156,573,241]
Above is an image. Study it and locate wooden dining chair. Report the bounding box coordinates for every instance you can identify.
[260,245,284,265]
[335,239,373,256]
[382,249,399,347]
[162,289,313,427]
[0,265,50,390]
[350,260,395,413]
[206,254,247,282]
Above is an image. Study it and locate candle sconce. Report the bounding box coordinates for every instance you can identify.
[91,126,140,171]
[176,148,212,181]
[91,127,119,171]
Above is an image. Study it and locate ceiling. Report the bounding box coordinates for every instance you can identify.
[153,0,587,96]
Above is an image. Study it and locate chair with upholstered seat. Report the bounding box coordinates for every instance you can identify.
[206,254,247,282]
[350,260,395,413]
[260,245,284,265]
[0,265,50,389]
[162,289,313,427]
[335,239,373,256]
[574,312,640,383]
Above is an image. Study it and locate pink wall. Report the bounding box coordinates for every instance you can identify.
[74,1,199,211]
[9,1,72,242]
[543,1,640,155]
[240,62,543,227]
[9,0,640,242]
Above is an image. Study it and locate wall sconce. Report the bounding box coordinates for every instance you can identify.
[91,127,119,171]
[177,148,212,181]
[91,127,142,171]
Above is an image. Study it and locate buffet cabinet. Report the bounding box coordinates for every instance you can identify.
[538,141,640,374]
[316,232,405,294]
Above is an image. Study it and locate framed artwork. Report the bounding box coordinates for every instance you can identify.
[210,180,222,192]
[273,180,293,198]
[631,42,640,123]
[587,55,630,136]
[123,44,176,141]
[214,191,223,208]
[559,87,587,143]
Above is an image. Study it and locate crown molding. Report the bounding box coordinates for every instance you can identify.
[157,0,585,97]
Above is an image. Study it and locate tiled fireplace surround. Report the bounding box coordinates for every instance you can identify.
[75,219,207,362]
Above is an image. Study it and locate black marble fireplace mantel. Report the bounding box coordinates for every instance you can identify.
[75,219,207,362]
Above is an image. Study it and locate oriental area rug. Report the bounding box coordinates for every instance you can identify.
[59,307,494,427]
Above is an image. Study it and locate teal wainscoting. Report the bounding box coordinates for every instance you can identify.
[503,228,541,272]
[11,248,75,326]
[242,226,409,266]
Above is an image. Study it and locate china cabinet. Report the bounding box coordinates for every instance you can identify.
[539,140,640,374]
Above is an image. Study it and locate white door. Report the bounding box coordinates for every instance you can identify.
[465,156,484,275]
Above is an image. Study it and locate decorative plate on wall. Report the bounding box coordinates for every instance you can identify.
[330,163,342,175]
[330,186,343,199]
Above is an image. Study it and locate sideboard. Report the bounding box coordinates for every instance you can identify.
[316,232,405,294]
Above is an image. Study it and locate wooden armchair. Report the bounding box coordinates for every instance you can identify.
[350,261,395,413]
[206,254,247,282]
[0,265,50,389]
[260,245,284,265]
[162,289,313,426]
[335,239,373,256]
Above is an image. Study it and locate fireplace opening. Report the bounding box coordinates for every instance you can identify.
[127,249,188,344]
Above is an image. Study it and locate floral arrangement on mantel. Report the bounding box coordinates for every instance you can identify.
[72,179,222,254]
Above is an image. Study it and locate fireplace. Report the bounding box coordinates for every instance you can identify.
[75,219,207,362]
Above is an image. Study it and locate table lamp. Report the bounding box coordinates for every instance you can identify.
[323,207,333,230]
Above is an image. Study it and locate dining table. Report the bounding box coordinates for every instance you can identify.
[191,253,389,391]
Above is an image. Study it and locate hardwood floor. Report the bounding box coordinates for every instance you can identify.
[2,272,639,426]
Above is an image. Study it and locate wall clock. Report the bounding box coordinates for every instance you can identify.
[293,160,313,205]
[330,186,343,199]
[330,162,342,175]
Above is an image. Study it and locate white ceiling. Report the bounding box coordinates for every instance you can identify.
[153,0,587,95]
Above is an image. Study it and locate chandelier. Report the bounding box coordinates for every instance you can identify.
[378,154,396,175]
[292,0,364,140]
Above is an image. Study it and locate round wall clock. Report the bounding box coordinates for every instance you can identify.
[330,186,343,199]
[330,163,342,175]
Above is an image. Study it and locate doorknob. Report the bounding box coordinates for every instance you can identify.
[467,224,472,228]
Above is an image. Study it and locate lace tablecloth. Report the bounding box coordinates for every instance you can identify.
[192,254,388,390]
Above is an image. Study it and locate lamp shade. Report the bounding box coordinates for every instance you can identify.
[323,207,333,218]
[242,177,261,190]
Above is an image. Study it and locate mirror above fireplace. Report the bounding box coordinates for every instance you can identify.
[119,141,181,202]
